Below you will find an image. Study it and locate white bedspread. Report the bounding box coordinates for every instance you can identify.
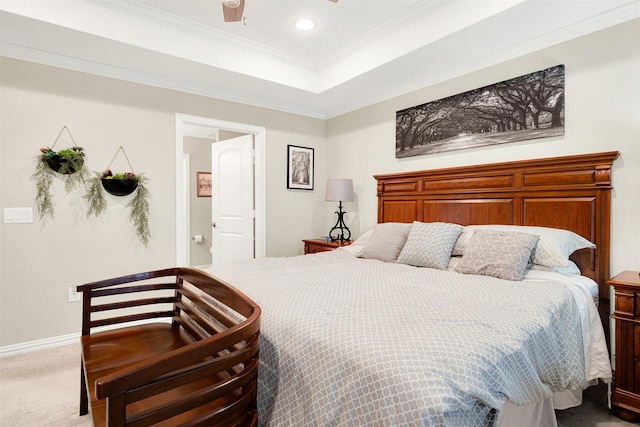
[202,249,612,426]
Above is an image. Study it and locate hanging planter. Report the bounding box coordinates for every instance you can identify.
[85,146,151,246]
[43,146,85,174]
[32,125,89,220]
[101,171,139,196]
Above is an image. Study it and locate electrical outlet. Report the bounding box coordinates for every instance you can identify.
[68,286,80,302]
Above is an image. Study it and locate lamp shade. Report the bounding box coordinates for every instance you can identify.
[325,179,354,202]
[222,0,242,8]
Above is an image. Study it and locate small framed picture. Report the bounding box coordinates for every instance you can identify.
[287,145,314,190]
[197,172,212,197]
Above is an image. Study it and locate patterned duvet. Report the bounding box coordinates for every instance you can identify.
[202,249,611,426]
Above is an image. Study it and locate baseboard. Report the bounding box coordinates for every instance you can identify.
[0,332,80,358]
[0,318,172,358]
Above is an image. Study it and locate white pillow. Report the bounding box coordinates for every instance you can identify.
[396,222,463,270]
[528,261,581,276]
[452,225,595,267]
[357,222,412,263]
[455,229,539,281]
[352,229,374,246]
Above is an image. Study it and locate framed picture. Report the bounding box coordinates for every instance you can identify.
[287,145,314,190]
[197,172,212,197]
[396,64,565,158]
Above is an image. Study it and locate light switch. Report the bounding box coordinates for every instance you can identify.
[4,207,34,224]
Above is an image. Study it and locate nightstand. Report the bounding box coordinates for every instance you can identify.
[303,239,352,255]
[610,270,640,421]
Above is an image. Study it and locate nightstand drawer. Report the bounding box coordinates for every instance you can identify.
[303,239,351,255]
[306,245,332,254]
[615,290,637,318]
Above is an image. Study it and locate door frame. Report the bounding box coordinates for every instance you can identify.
[175,113,266,266]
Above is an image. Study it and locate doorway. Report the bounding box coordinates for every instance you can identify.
[175,113,266,267]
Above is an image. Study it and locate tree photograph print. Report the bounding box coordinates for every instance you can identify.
[287,145,314,190]
[396,65,565,158]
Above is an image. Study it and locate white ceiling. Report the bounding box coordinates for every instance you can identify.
[1,0,639,119]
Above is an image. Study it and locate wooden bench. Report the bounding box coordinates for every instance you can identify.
[77,267,261,427]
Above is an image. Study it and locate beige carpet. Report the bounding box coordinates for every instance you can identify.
[0,343,91,427]
[0,343,635,426]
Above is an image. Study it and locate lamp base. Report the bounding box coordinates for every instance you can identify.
[329,201,351,242]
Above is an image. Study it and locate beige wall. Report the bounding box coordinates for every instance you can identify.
[327,19,640,278]
[0,58,326,347]
[1,18,638,349]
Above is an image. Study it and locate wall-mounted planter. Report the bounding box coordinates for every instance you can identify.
[85,146,151,246]
[33,126,89,220]
[101,178,138,196]
[44,150,85,174]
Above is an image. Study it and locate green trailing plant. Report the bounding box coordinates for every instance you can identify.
[128,175,151,247]
[33,146,89,220]
[84,172,108,217]
[84,169,151,246]
[32,158,56,220]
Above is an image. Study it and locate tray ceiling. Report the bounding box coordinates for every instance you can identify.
[1,0,638,118]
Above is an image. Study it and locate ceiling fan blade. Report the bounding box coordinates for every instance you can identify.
[223,0,245,22]
[328,0,338,2]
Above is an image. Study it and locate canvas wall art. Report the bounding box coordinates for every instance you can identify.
[396,65,565,158]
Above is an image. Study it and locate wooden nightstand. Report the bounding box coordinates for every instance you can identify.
[610,270,640,421]
[303,239,352,255]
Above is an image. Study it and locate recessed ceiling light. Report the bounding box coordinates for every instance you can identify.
[295,18,316,31]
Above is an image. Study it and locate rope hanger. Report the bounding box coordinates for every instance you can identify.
[51,125,80,149]
[106,145,136,173]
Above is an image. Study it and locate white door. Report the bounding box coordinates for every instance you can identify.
[211,135,254,264]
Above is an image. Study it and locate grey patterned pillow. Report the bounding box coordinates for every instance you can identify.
[397,222,463,269]
[452,225,595,267]
[357,222,412,262]
[454,229,539,281]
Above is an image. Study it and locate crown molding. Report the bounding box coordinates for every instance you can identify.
[89,0,317,71]
[0,42,328,119]
[317,0,453,70]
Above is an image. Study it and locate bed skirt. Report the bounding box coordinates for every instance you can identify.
[497,388,583,427]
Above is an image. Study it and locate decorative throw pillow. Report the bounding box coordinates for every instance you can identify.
[357,222,412,263]
[396,222,463,269]
[454,229,539,281]
[452,225,595,267]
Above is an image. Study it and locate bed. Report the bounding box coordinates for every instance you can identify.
[201,151,619,426]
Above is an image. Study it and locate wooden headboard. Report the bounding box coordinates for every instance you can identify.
[375,151,619,299]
